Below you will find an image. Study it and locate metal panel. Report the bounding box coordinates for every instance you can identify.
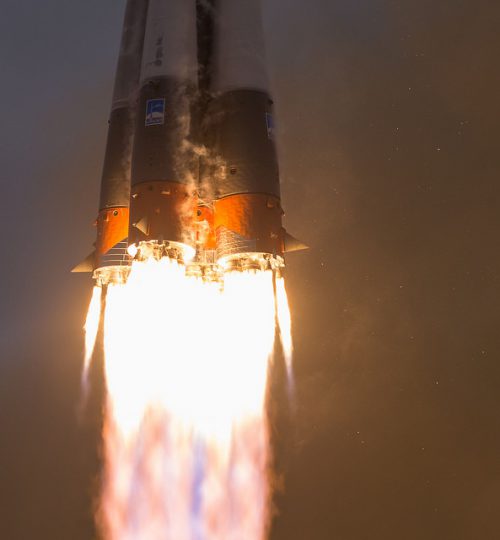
[111,0,150,109]
[132,0,199,187]
[99,107,134,208]
[99,0,148,210]
[131,77,195,186]
[214,193,284,261]
[140,0,198,84]
[128,180,193,248]
[196,0,216,94]
[211,0,269,92]
[206,89,280,198]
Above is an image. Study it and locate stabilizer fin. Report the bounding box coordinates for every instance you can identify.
[134,216,150,236]
[71,252,95,273]
[284,232,309,253]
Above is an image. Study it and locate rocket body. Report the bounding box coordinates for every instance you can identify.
[207,0,284,269]
[93,0,149,283]
[78,0,303,282]
[128,0,198,262]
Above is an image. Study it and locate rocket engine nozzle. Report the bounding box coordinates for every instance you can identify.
[128,240,196,265]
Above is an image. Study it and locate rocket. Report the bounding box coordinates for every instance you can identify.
[74,0,305,284]
[73,0,149,282]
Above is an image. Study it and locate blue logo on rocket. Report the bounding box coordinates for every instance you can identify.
[145,99,166,126]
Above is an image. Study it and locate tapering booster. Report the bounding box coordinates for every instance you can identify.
[94,0,149,283]
[206,0,284,270]
[128,0,198,262]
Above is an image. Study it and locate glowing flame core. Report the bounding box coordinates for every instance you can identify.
[84,257,293,539]
[82,286,102,394]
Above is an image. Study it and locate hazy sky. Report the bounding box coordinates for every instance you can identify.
[1,1,500,539]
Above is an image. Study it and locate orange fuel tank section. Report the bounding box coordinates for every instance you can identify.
[128,181,196,257]
[95,207,130,270]
[213,193,285,262]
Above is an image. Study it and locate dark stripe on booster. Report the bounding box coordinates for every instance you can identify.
[196,0,216,95]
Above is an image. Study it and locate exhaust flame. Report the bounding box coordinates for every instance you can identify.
[82,286,102,395]
[84,257,293,539]
[276,277,293,384]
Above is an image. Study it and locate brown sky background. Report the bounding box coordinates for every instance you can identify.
[1,0,500,538]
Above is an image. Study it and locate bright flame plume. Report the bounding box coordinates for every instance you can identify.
[82,286,102,396]
[276,277,293,384]
[84,257,293,540]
